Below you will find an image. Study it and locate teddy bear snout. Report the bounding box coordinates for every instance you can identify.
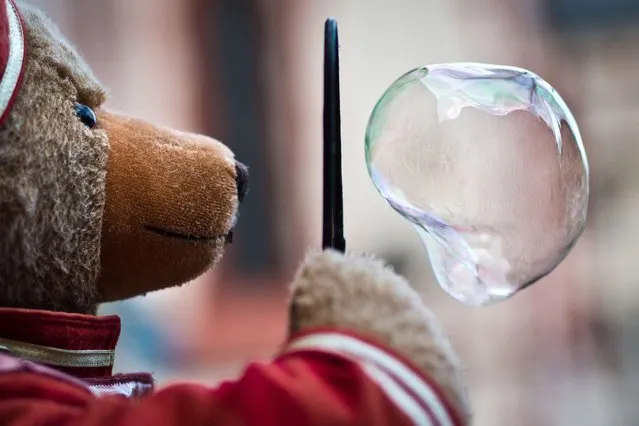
[235,161,249,204]
[95,109,246,301]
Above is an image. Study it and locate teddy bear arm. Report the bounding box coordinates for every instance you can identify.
[0,350,446,426]
[286,250,471,423]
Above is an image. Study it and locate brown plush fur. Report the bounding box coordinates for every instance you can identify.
[97,110,237,302]
[289,250,471,423]
[0,2,240,313]
[0,3,108,314]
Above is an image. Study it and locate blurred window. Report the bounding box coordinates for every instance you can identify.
[544,0,639,31]
[193,0,280,283]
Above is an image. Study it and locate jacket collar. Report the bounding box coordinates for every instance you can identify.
[0,308,120,379]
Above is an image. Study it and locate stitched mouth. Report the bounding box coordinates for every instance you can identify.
[144,225,233,243]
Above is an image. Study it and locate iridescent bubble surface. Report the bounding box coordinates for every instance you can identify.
[365,63,589,306]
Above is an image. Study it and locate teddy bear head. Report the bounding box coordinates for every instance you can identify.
[0,1,248,314]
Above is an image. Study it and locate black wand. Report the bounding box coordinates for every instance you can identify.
[322,18,345,252]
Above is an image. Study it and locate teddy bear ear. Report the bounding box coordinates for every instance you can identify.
[0,0,25,127]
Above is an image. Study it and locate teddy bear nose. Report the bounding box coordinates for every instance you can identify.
[235,161,249,203]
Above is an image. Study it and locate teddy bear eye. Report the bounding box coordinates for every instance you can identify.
[74,103,97,128]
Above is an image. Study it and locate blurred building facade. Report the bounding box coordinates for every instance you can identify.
[27,0,639,424]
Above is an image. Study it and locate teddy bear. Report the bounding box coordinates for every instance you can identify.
[0,1,470,424]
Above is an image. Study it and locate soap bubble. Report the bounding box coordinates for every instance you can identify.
[365,63,589,306]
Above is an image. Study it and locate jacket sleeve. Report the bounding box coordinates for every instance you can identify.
[0,329,462,426]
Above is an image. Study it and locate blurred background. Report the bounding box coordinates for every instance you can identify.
[28,0,639,424]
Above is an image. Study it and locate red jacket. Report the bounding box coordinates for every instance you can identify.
[0,309,462,426]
